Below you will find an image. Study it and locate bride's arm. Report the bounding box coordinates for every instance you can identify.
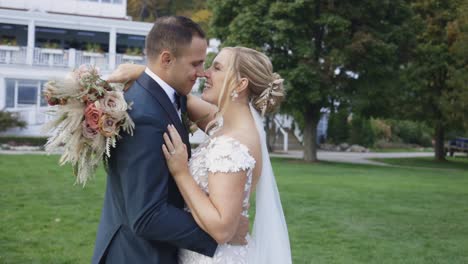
[106,63,145,84]
[162,125,247,244]
[186,94,218,131]
[107,64,218,130]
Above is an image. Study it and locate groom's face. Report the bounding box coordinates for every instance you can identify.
[168,36,207,95]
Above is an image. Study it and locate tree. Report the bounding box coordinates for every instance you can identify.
[444,1,468,132]
[208,0,413,161]
[127,0,211,32]
[398,0,468,161]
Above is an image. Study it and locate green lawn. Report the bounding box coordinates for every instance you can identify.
[1,155,468,263]
[371,156,468,171]
[370,147,434,153]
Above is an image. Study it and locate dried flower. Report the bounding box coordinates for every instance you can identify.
[43,64,134,185]
[82,120,98,139]
[98,115,118,137]
[84,102,102,130]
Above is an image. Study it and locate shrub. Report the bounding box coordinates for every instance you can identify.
[388,120,432,147]
[348,115,375,147]
[371,118,392,142]
[0,136,48,146]
[0,111,26,132]
[327,108,349,144]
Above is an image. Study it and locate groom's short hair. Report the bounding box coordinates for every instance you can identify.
[145,16,206,59]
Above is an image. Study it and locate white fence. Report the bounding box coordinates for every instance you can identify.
[0,46,144,70]
[0,46,27,64]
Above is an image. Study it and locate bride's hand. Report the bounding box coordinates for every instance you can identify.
[106,63,145,90]
[162,124,190,178]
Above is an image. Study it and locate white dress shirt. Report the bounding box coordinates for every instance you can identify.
[144,68,181,119]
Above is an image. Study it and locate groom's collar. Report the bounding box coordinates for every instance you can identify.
[144,67,179,105]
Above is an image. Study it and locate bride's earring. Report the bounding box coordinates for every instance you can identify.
[231,90,239,101]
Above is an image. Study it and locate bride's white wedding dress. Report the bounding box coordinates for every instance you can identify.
[179,105,292,264]
[178,134,256,264]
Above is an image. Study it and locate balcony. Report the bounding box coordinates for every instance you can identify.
[0,45,147,70]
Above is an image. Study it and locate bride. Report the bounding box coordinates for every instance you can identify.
[111,46,291,263]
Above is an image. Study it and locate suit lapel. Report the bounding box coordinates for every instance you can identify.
[180,95,191,157]
[136,73,191,156]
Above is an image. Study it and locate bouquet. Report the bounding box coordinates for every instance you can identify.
[43,65,134,185]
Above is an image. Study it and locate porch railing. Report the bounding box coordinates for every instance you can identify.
[0,46,27,64]
[0,46,145,70]
[33,48,69,67]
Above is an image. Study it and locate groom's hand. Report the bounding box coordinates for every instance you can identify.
[228,215,249,245]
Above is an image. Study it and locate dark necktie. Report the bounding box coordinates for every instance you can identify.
[174,93,181,111]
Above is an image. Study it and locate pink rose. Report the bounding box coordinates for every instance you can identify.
[98,115,118,137]
[84,102,102,130]
[99,91,127,114]
[82,120,98,139]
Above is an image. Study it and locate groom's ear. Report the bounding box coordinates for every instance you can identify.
[160,50,174,68]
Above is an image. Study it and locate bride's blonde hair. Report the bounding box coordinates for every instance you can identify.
[215,47,285,117]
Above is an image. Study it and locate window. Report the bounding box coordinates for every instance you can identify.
[4,79,47,108]
[17,80,38,106]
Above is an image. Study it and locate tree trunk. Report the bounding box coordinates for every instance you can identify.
[434,122,446,161]
[303,109,320,162]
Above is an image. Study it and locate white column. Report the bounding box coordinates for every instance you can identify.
[0,77,5,109]
[109,28,117,70]
[26,20,35,65]
[68,48,76,68]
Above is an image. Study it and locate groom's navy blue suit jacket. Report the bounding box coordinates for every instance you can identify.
[92,73,217,264]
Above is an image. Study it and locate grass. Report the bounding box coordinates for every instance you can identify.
[371,156,468,171]
[370,147,434,153]
[1,155,468,263]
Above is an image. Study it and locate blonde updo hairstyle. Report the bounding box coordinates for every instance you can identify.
[215,47,285,117]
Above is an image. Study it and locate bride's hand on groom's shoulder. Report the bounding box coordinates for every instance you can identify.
[162,124,190,178]
[106,63,145,91]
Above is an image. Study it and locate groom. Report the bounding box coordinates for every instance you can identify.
[92,17,242,263]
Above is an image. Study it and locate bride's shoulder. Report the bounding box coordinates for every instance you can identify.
[211,132,257,153]
[205,133,256,173]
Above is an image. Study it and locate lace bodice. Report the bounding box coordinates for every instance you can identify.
[179,131,256,263]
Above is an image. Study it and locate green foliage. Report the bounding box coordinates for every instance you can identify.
[0,111,26,132]
[85,43,102,53]
[208,0,414,161]
[370,118,392,142]
[348,115,375,147]
[124,47,143,56]
[327,107,349,144]
[0,136,47,146]
[127,0,210,31]
[389,120,433,147]
[397,0,468,159]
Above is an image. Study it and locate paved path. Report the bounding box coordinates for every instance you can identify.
[0,149,438,166]
[270,150,435,165]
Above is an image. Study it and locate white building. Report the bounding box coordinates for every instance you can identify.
[0,0,154,136]
[0,0,220,144]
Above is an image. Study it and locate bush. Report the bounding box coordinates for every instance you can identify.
[0,111,26,132]
[348,115,375,147]
[389,120,432,147]
[371,118,392,142]
[0,136,48,146]
[327,108,349,144]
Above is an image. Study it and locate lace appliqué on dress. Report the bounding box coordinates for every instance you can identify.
[179,133,256,264]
